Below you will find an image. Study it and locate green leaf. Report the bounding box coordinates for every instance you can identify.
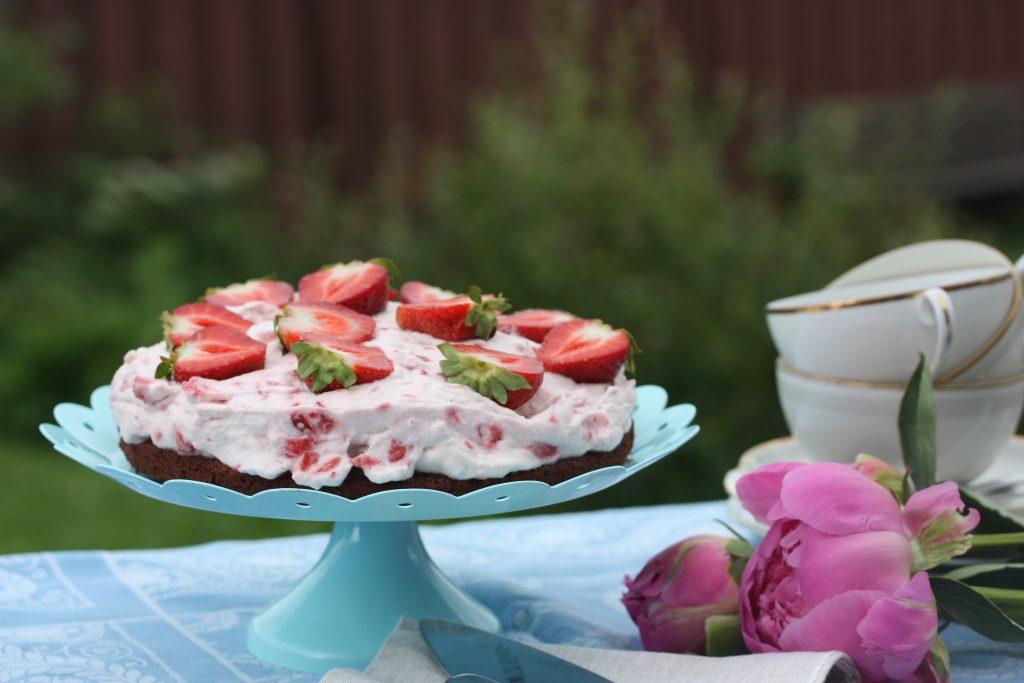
[960,486,1024,535]
[931,576,1024,643]
[704,615,748,656]
[927,637,951,683]
[725,537,753,585]
[944,563,1024,590]
[899,354,937,491]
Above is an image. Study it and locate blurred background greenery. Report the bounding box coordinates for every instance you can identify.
[2,6,1019,553]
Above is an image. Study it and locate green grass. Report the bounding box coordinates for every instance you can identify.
[2,439,328,554]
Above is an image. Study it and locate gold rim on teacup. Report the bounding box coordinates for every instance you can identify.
[776,357,1024,390]
[765,271,1014,314]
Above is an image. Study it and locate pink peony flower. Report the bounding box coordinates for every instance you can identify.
[736,461,977,682]
[622,534,740,654]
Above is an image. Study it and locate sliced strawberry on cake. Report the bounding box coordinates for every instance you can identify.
[438,343,543,409]
[155,326,266,382]
[291,333,394,393]
[204,277,294,307]
[396,286,509,341]
[538,319,637,383]
[297,258,398,314]
[161,303,252,348]
[499,309,577,343]
[399,280,456,304]
[275,301,376,351]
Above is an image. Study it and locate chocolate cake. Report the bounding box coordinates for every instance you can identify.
[110,263,639,499]
[121,427,632,498]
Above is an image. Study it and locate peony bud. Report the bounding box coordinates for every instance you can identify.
[853,454,905,501]
[622,534,740,654]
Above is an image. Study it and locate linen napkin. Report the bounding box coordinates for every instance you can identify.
[321,618,860,683]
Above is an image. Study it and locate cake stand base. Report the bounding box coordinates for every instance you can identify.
[246,520,498,673]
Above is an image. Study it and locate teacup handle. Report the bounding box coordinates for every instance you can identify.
[917,287,955,377]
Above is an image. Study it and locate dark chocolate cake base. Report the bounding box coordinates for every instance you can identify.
[120,426,633,499]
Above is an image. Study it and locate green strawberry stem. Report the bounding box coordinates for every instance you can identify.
[154,354,176,380]
[464,285,510,339]
[292,341,357,392]
[624,329,641,376]
[438,342,528,405]
[370,257,401,287]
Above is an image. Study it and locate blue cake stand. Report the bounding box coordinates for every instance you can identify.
[41,384,698,674]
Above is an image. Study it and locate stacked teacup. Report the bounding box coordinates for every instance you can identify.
[767,240,1024,482]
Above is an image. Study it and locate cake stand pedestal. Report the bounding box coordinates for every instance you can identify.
[247,521,498,672]
[42,384,698,674]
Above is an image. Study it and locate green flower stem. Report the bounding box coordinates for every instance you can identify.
[974,586,1024,605]
[974,587,1024,622]
[970,533,1024,549]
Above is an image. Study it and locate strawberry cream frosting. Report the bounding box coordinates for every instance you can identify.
[110,302,636,489]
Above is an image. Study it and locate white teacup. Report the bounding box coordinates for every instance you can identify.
[825,240,1024,385]
[776,359,1024,483]
[768,264,1016,384]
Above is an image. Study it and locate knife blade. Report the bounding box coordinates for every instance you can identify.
[420,618,611,683]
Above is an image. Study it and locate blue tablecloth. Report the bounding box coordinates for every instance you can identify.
[1,501,1021,681]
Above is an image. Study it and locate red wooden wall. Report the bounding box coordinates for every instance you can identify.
[9,0,1024,189]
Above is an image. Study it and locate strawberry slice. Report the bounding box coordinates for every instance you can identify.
[298,259,392,314]
[396,286,509,341]
[538,319,636,383]
[499,309,577,343]
[205,278,294,307]
[291,333,394,393]
[399,280,456,304]
[161,303,251,348]
[438,343,543,409]
[275,301,376,351]
[155,326,266,382]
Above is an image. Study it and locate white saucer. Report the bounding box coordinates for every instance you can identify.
[723,435,1024,537]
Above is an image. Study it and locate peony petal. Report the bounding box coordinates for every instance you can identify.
[739,520,788,654]
[796,528,912,609]
[736,461,808,524]
[779,589,889,683]
[661,536,738,609]
[904,481,979,536]
[904,482,981,571]
[776,463,904,534]
[624,541,680,601]
[857,572,937,680]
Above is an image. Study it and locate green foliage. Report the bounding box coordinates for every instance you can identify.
[0,15,72,123]
[0,7,992,549]
[900,354,938,493]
